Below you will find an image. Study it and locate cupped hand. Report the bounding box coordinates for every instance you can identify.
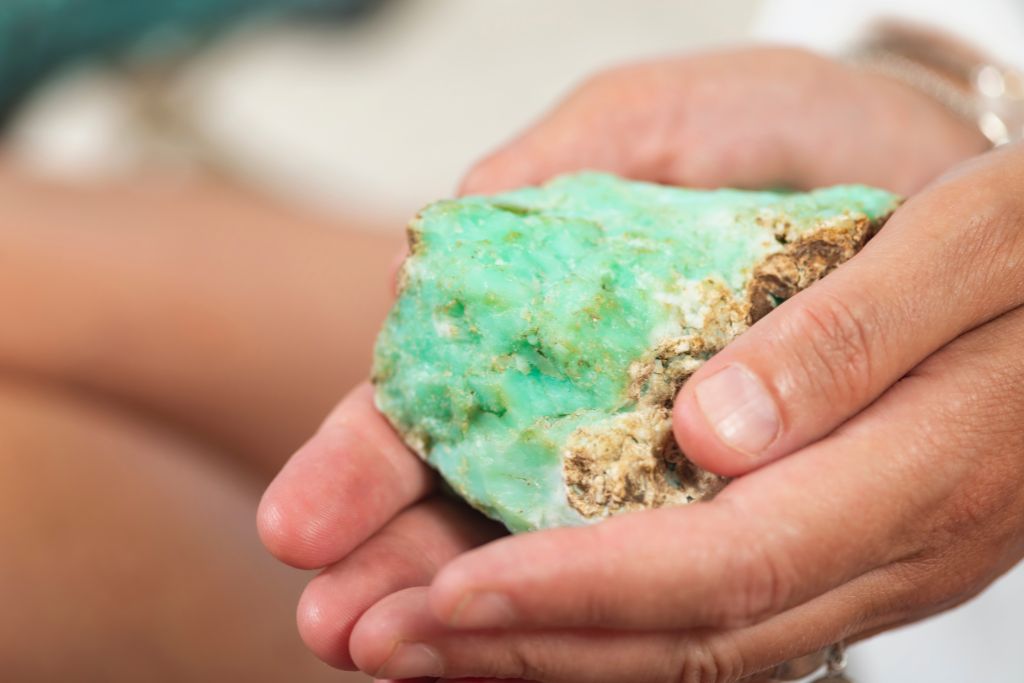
[257,383,503,672]
[348,146,1024,682]
[460,46,987,196]
[258,46,1009,682]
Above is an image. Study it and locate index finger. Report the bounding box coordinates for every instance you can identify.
[258,382,436,569]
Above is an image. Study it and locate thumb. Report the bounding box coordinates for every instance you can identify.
[672,149,1024,476]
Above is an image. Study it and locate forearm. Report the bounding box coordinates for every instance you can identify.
[0,163,400,475]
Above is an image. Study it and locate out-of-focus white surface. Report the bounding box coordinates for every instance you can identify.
[9,0,757,217]
[7,2,1024,680]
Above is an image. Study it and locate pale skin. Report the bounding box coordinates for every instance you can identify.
[0,167,401,681]
[259,47,1024,682]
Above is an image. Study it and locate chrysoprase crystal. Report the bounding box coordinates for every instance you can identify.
[373,173,899,532]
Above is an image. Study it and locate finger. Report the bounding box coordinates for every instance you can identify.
[299,497,502,669]
[258,382,436,569]
[458,48,986,197]
[376,311,1024,679]
[673,144,1024,477]
[458,52,801,196]
[426,302,1024,634]
[350,563,924,683]
[424,330,1004,633]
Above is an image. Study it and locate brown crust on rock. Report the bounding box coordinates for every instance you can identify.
[396,222,424,295]
[626,279,747,407]
[746,214,876,324]
[563,408,727,517]
[565,279,741,518]
[564,209,894,519]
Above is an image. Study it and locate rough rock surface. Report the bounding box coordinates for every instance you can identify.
[373,173,899,532]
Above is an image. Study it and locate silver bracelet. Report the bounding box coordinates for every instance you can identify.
[974,63,1024,145]
[847,26,1024,147]
[770,641,852,682]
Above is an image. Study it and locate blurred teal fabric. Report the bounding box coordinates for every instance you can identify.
[0,0,375,121]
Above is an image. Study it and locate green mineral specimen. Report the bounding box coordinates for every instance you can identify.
[373,173,899,532]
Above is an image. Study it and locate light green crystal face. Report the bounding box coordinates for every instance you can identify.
[373,173,899,532]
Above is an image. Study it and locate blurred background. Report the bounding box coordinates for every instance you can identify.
[8,0,758,219]
[2,1,1021,681]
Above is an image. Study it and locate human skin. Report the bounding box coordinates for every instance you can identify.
[259,48,1024,682]
[0,166,400,681]
[0,166,401,476]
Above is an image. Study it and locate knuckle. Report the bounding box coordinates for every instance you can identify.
[928,167,1024,299]
[958,168,1024,230]
[742,546,795,623]
[576,588,612,625]
[504,640,550,682]
[929,465,1022,554]
[783,291,876,406]
[945,485,997,531]
[713,538,797,627]
[673,639,745,683]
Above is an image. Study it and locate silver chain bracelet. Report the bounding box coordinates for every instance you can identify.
[973,63,1024,145]
[846,22,1024,146]
[770,641,852,682]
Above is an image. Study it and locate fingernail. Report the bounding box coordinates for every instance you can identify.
[450,591,517,628]
[693,364,780,455]
[375,642,444,679]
